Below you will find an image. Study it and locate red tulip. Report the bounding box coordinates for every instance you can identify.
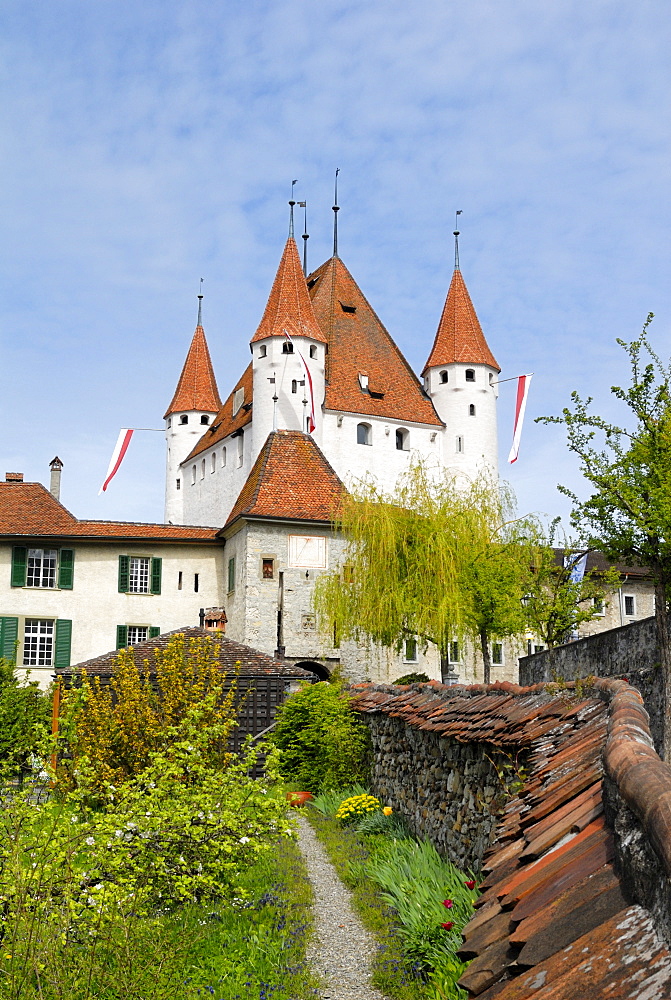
[440,921,454,930]
[442,899,453,909]
[465,880,476,889]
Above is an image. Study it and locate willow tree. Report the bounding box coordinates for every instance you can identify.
[314,463,536,683]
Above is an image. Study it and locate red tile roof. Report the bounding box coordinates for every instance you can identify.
[423,268,500,373]
[308,255,443,426]
[184,363,254,462]
[0,482,219,541]
[250,237,327,345]
[350,679,671,998]
[164,324,222,418]
[224,429,345,528]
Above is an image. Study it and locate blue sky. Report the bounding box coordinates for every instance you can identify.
[2,0,669,530]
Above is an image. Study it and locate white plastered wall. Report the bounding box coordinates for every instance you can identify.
[425,362,499,481]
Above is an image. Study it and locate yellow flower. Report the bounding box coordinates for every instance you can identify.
[383,807,393,816]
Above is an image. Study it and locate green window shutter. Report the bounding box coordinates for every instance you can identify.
[58,549,75,589]
[118,555,129,593]
[0,617,19,661]
[11,546,27,587]
[54,620,72,669]
[150,557,162,595]
[149,626,160,639]
[116,625,128,649]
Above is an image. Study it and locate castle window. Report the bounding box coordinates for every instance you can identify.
[491,643,504,666]
[25,549,58,589]
[469,404,476,416]
[282,342,294,354]
[262,558,275,580]
[201,459,206,479]
[624,594,636,616]
[176,478,180,490]
[201,415,210,425]
[167,417,172,428]
[191,465,196,484]
[292,380,298,394]
[310,345,317,359]
[178,571,182,590]
[23,619,54,667]
[194,573,199,593]
[403,637,418,662]
[456,436,464,453]
[357,422,372,446]
[449,641,460,663]
[396,428,409,451]
[228,557,236,593]
[211,453,216,473]
[221,447,227,467]
[259,345,267,358]
[440,370,448,384]
[237,431,244,467]
[465,369,475,382]
[127,626,149,646]
[117,555,163,596]
[489,373,494,385]
[180,415,188,425]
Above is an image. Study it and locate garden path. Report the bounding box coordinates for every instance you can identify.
[296,814,389,1000]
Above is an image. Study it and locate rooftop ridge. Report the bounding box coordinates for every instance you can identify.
[423,268,500,373]
[164,323,222,418]
[250,237,327,345]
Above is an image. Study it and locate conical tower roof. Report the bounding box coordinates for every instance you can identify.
[250,237,327,345]
[423,269,500,373]
[164,323,222,418]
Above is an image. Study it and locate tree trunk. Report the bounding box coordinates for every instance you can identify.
[480,630,492,685]
[654,575,671,761]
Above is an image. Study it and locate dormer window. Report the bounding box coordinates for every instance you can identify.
[465,369,475,382]
[282,342,294,354]
[180,414,188,425]
[358,374,369,392]
[259,345,267,358]
[232,387,245,416]
[309,345,317,359]
[200,415,210,425]
[340,302,356,313]
[440,371,448,384]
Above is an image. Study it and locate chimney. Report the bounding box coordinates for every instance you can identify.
[5,472,23,483]
[49,456,63,501]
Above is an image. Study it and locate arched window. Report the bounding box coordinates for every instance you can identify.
[469,404,476,416]
[201,459,206,479]
[180,414,188,425]
[201,414,210,425]
[439,370,448,384]
[259,344,267,358]
[396,428,409,451]
[282,342,294,354]
[221,447,227,467]
[291,379,298,394]
[211,452,216,473]
[237,431,244,467]
[167,417,172,428]
[456,436,464,453]
[465,369,475,382]
[489,372,494,385]
[357,422,372,446]
[191,465,196,485]
[309,345,317,359]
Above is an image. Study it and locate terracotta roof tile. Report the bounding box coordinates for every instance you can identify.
[350,678,671,997]
[308,256,443,426]
[0,482,219,541]
[164,324,222,418]
[56,625,312,679]
[423,268,500,373]
[250,237,326,345]
[224,429,345,528]
[184,363,253,463]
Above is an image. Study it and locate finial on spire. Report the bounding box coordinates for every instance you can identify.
[332,167,340,258]
[453,210,462,271]
[298,201,309,275]
[289,179,298,237]
[197,278,204,325]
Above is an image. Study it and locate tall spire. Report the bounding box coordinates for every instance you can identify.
[289,179,297,238]
[250,236,327,345]
[299,201,309,275]
[163,297,222,418]
[423,255,500,374]
[454,210,462,271]
[332,167,340,258]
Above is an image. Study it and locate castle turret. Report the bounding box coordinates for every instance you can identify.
[423,246,500,480]
[249,234,327,459]
[164,299,222,523]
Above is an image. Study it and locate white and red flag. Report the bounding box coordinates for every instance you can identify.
[508,374,533,464]
[283,331,316,433]
[99,428,134,494]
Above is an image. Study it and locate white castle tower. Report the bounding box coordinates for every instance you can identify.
[423,232,500,481]
[164,296,222,524]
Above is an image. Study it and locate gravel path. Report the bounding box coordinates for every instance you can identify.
[296,814,389,1000]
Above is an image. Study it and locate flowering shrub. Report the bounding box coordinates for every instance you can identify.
[335,793,381,824]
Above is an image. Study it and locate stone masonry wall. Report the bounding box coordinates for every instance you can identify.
[365,712,523,871]
[518,614,665,753]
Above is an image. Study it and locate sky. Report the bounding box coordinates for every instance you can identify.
[2,0,670,531]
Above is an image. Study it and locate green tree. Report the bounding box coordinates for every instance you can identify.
[538,316,671,755]
[0,653,51,774]
[314,463,536,684]
[523,520,622,648]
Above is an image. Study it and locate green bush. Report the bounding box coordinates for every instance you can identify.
[0,655,51,774]
[394,672,430,685]
[270,681,371,793]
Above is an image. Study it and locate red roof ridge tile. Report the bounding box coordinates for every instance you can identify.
[164,323,222,418]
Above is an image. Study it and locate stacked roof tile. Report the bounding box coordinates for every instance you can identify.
[186,363,254,462]
[423,268,500,373]
[164,323,222,418]
[224,429,345,528]
[250,236,327,345]
[0,483,219,541]
[350,679,671,998]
